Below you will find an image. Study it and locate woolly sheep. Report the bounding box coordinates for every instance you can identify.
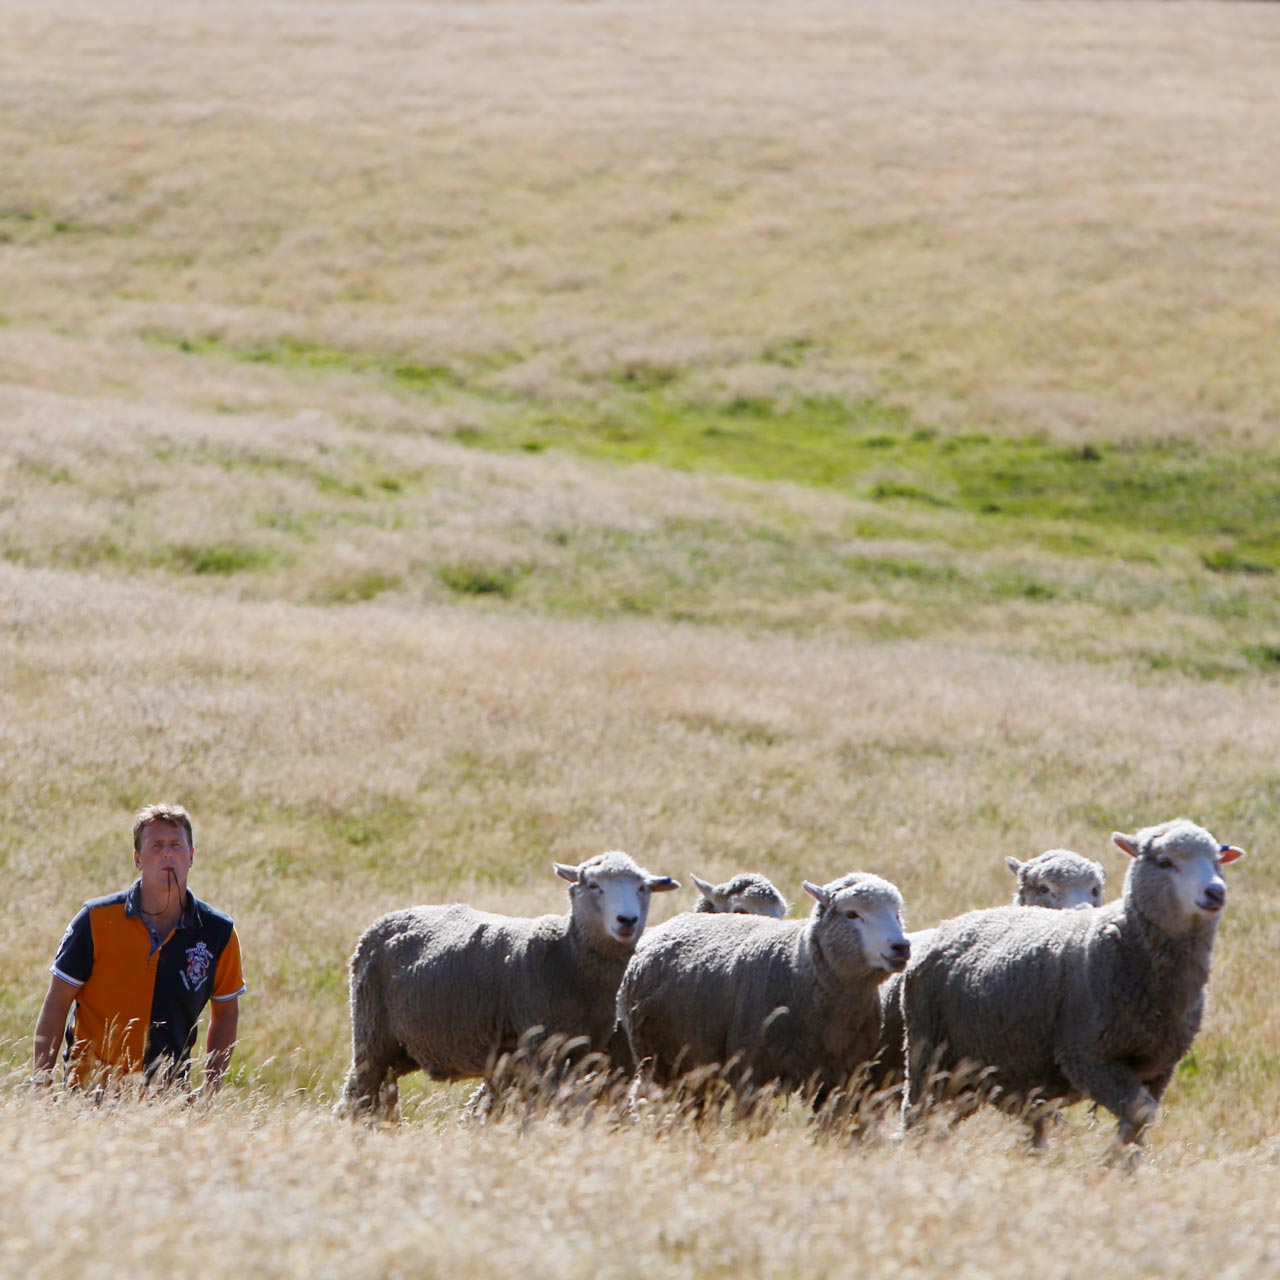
[872,848,1108,1092]
[1004,848,1106,910]
[902,819,1246,1147]
[336,851,679,1119]
[618,872,909,1106]
[605,868,790,1076]
[691,871,788,919]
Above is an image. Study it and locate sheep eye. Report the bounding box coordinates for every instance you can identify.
[1155,857,1175,870]
[844,909,860,921]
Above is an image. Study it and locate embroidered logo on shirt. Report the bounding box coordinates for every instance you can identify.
[182,941,213,991]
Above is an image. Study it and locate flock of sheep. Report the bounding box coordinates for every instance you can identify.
[335,818,1246,1151]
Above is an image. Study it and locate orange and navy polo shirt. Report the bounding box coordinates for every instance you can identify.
[51,880,246,1085]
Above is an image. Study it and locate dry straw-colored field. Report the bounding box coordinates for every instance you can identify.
[3,1,1280,1275]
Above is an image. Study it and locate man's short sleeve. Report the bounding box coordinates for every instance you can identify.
[211,926,245,1002]
[51,906,94,988]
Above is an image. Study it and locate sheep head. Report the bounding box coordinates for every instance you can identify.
[691,871,788,919]
[1006,849,1106,910]
[1113,818,1246,930]
[803,872,910,977]
[554,852,679,949]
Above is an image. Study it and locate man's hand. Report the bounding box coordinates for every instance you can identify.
[31,976,77,1080]
[203,996,239,1094]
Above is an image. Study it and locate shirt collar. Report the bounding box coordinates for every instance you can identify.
[124,878,201,929]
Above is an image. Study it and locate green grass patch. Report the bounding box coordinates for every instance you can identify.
[1203,547,1276,576]
[438,563,523,597]
[304,959,347,996]
[1243,644,1280,671]
[474,393,1280,572]
[145,327,1280,577]
[141,329,462,394]
[170,542,280,575]
[761,337,816,368]
[320,798,418,855]
[325,571,402,604]
[17,457,72,483]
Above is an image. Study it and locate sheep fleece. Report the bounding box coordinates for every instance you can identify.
[354,905,631,1079]
[622,913,882,1091]
[905,904,1206,1105]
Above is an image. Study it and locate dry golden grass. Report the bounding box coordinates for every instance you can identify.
[2,1082,1280,1279]
[3,0,1280,443]
[3,1,1280,1274]
[4,560,1277,1122]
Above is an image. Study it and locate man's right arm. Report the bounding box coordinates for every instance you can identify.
[32,977,77,1079]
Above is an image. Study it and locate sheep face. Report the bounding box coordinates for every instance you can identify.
[555,852,680,948]
[1113,819,1246,927]
[803,873,910,976]
[1005,850,1106,910]
[691,872,788,919]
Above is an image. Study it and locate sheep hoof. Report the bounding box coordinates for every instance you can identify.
[1107,1132,1145,1171]
[1126,1091,1158,1129]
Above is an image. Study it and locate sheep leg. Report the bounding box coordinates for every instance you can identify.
[1026,1101,1062,1151]
[1057,1054,1156,1143]
[462,1080,497,1121]
[338,1050,397,1119]
[338,1039,418,1121]
[901,1051,927,1129]
[901,1034,953,1130]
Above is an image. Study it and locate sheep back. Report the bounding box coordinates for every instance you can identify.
[352,903,622,1082]
[904,902,1172,1111]
[621,913,880,1093]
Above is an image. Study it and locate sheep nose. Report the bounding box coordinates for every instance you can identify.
[617,914,639,927]
[1203,883,1225,908]
[891,941,911,960]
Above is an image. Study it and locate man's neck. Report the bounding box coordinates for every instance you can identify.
[138,881,186,931]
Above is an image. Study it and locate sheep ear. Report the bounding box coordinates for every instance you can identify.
[1219,844,1246,865]
[553,862,581,884]
[648,875,681,893]
[802,881,831,908]
[1005,856,1024,877]
[1112,832,1140,859]
[691,873,717,902]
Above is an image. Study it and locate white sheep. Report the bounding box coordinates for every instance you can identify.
[872,847,1108,1092]
[618,872,909,1107]
[902,819,1246,1147]
[1004,848,1106,910]
[691,871,788,919]
[604,868,791,1076]
[336,851,679,1119]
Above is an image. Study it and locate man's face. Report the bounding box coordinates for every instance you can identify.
[134,820,194,897]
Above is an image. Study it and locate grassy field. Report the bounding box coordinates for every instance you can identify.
[2,1,1279,1275]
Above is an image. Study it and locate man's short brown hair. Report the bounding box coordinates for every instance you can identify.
[132,803,194,851]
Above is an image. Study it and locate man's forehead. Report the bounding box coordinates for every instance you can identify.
[141,820,189,841]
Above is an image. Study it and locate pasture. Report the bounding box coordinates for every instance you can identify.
[2,0,1279,1274]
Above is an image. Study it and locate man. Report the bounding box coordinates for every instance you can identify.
[31,803,245,1092]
